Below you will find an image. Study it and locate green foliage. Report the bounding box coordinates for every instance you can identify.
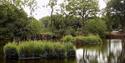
[75,35,102,44]
[0,4,40,41]
[0,0,37,13]
[4,41,75,58]
[27,17,42,34]
[40,16,51,33]
[106,0,125,31]
[48,0,57,8]
[65,0,98,23]
[40,15,82,36]
[0,4,29,41]
[62,34,102,44]
[0,0,109,42]
[3,42,18,57]
[85,18,107,37]
[40,15,105,41]
[4,42,18,52]
[62,35,74,42]
[59,0,99,33]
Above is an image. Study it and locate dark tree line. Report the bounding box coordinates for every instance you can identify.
[0,3,40,41]
[106,0,125,32]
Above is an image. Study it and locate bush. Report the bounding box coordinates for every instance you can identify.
[85,18,107,38]
[4,41,75,59]
[62,35,74,42]
[74,34,102,44]
[61,34,102,45]
[4,42,18,59]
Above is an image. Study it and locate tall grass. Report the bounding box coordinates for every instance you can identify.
[75,34,102,44]
[4,42,19,59]
[62,34,102,44]
[4,41,75,59]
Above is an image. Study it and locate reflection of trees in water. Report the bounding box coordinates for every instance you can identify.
[117,39,125,63]
[108,39,122,63]
[76,49,103,63]
[76,39,124,63]
[107,52,119,63]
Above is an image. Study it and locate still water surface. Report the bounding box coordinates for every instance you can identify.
[0,39,125,63]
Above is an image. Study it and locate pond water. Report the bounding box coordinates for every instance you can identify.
[0,39,125,63]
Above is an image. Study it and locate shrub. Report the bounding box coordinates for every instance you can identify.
[85,18,107,38]
[62,35,74,42]
[61,34,102,45]
[4,42,18,59]
[74,34,102,44]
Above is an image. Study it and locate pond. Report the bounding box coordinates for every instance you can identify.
[0,39,125,63]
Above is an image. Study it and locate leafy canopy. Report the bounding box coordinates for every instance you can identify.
[106,0,125,31]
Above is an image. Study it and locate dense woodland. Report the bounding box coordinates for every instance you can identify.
[0,0,125,41]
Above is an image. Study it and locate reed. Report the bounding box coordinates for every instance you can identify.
[4,40,75,59]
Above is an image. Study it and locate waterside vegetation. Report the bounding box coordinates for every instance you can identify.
[62,34,102,45]
[1,0,125,61]
[4,41,75,59]
[4,33,103,59]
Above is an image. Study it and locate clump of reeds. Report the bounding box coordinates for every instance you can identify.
[4,40,75,59]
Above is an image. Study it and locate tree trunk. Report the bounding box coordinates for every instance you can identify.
[51,7,54,32]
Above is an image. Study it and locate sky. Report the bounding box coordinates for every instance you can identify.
[24,0,106,20]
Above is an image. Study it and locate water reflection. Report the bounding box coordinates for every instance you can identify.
[76,49,83,63]
[76,39,123,63]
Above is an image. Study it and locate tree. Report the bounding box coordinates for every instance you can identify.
[27,17,42,35]
[85,18,107,37]
[106,0,125,32]
[48,0,57,32]
[0,4,29,41]
[0,0,37,15]
[65,0,98,26]
[39,16,51,33]
[40,15,66,36]
[40,15,83,36]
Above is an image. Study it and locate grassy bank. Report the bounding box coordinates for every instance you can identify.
[4,41,75,59]
[62,34,102,45]
[4,34,103,59]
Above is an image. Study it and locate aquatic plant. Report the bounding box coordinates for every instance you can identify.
[74,34,102,44]
[3,42,18,59]
[62,35,74,43]
[4,40,75,59]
